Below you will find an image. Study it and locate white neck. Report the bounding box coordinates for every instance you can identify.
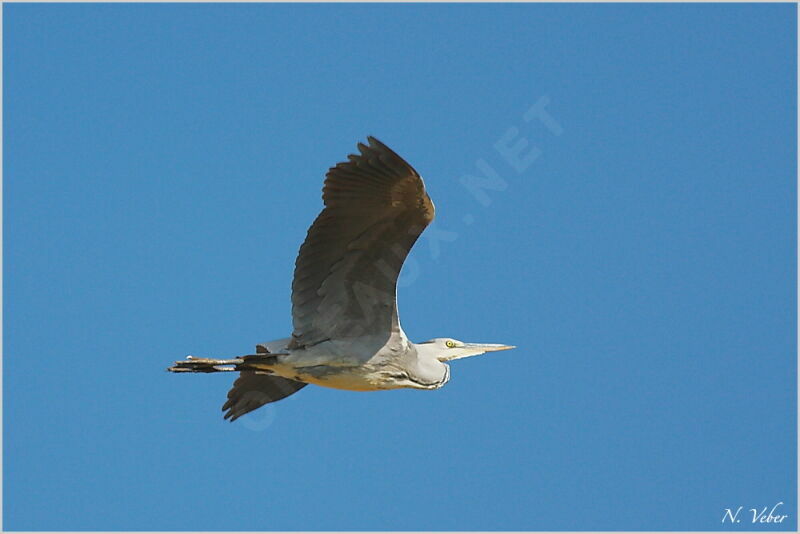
[408,343,450,389]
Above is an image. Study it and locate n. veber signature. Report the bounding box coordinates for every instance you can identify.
[722,502,789,524]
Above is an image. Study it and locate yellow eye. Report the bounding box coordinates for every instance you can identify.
[446,340,456,348]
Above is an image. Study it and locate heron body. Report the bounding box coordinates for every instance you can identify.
[169,137,514,421]
[243,336,444,392]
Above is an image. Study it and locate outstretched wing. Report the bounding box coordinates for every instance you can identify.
[222,373,307,421]
[290,137,435,349]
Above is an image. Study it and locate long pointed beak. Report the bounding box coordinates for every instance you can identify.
[438,342,516,362]
[463,343,516,352]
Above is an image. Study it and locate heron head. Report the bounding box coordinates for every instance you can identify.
[425,338,515,362]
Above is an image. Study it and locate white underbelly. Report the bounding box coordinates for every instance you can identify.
[261,344,422,391]
[299,372,389,391]
[252,360,386,391]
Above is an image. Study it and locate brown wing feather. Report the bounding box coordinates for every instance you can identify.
[289,137,434,348]
[222,372,307,421]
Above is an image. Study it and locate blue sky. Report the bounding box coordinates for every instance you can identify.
[4,2,796,531]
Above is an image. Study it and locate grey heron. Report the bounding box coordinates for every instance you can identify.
[169,137,515,421]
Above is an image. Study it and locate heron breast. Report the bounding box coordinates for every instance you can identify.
[293,365,393,391]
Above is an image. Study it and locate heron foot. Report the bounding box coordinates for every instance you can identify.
[167,356,244,373]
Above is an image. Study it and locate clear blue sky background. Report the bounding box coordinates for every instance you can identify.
[4,3,796,531]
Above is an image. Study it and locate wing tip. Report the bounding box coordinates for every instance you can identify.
[360,136,419,175]
[364,135,392,156]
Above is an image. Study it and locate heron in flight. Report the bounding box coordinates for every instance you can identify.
[169,137,514,421]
